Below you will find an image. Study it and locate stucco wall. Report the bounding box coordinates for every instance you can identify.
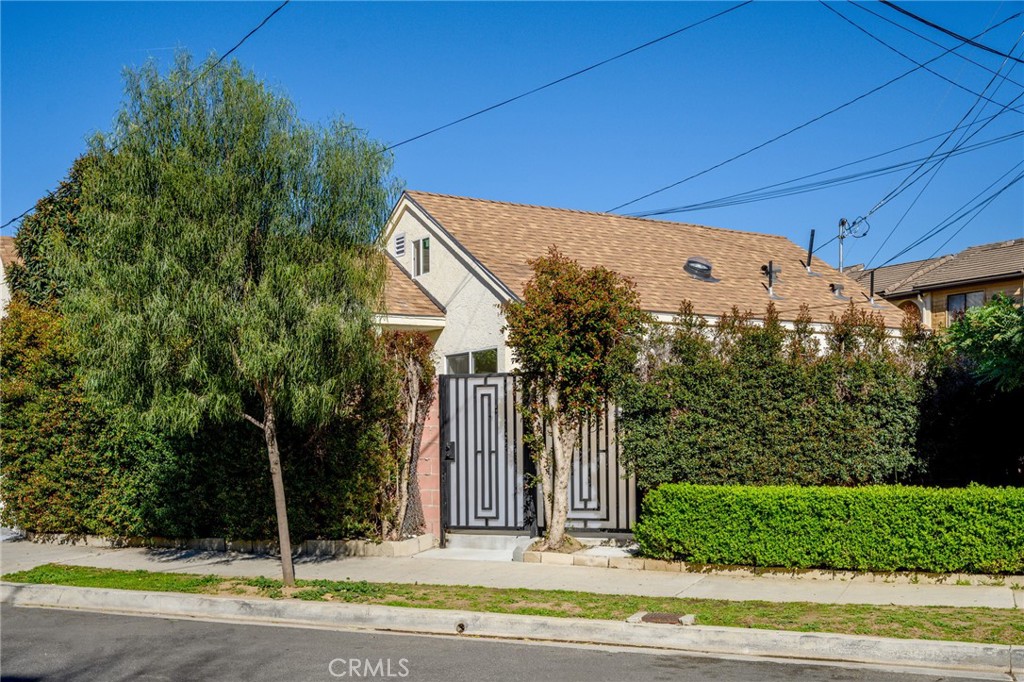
[387,207,511,372]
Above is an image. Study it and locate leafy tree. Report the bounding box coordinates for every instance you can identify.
[944,293,1024,392]
[63,54,399,584]
[6,155,94,307]
[502,248,648,550]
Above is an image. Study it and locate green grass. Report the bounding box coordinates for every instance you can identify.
[4,564,221,593]
[5,564,1022,645]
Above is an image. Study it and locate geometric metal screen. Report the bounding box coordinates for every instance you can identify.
[440,374,528,531]
[440,373,637,537]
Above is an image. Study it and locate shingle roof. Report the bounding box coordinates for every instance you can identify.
[382,253,444,318]
[851,255,950,296]
[405,191,903,326]
[855,238,1024,296]
[0,236,22,269]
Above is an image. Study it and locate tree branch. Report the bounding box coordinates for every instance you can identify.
[242,412,265,430]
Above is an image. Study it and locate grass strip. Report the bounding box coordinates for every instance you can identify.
[5,564,1022,646]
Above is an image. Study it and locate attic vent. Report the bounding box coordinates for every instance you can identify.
[683,256,715,281]
[395,233,406,257]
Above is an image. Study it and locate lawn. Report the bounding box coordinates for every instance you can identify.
[5,563,1022,645]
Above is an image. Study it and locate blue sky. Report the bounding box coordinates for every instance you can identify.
[2,1,1022,269]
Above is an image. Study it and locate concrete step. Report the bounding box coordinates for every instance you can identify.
[442,534,534,551]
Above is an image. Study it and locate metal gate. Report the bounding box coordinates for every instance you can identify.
[439,373,637,538]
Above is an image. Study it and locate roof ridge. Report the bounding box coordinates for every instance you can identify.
[886,254,956,294]
[404,190,791,241]
[961,237,1024,252]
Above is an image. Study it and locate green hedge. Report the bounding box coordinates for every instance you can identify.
[634,484,1024,574]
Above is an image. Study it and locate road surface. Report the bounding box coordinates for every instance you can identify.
[0,607,991,682]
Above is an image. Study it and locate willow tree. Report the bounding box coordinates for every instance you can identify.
[63,54,399,585]
[502,248,648,550]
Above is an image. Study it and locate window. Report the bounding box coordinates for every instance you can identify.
[446,348,498,374]
[472,348,498,373]
[947,291,984,320]
[413,238,430,276]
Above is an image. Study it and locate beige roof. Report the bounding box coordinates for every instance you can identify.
[405,191,904,326]
[852,255,950,296]
[855,238,1024,296]
[382,253,444,318]
[0,236,21,269]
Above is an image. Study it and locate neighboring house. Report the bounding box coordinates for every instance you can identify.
[381,191,904,374]
[850,238,1024,330]
[0,236,21,317]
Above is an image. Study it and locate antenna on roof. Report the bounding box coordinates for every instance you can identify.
[801,229,821,277]
[761,260,784,300]
[861,270,885,309]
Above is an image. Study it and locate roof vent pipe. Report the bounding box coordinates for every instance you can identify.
[861,270,885,308]
[802,229,821,277]
[761,260,784,300]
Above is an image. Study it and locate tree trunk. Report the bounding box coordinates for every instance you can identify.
[261,395,295,586]
[532,410,553,530]
[544,389,577,550]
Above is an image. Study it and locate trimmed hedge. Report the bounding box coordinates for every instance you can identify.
[634,484,1024,574]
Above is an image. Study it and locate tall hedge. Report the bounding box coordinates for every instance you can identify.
[617,302,920,489]
[635,484,1024,574]
[0,300,399,541]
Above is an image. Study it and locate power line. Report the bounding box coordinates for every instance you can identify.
[0,1,291,231]
[849,0,1024,90]
[606,11,1023,214]
[382,1,754,152]
[862,27,1024,266]
[878,159,1024,266]
[880,0,1024,65]
[819,1,1023,113]
[631,129,1023,217]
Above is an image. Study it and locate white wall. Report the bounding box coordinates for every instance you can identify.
[387,206,511,373]
[0,259,10,318]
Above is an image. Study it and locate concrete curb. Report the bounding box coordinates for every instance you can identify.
[1,582,1017,676]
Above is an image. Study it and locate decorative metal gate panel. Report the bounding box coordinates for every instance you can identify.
[440,374,637,537]
[440,374,528,531]
[534,407,636,532]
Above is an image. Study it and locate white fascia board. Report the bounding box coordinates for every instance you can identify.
[382,194,518,304]
[373,313,447,330]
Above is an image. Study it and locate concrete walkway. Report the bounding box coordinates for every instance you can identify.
[2,540,1021,610]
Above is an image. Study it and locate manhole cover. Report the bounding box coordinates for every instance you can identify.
[640,612,685,625]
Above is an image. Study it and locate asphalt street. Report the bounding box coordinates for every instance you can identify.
[0,606,994,682]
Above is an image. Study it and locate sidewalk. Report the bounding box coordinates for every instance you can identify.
[2,539,1021,610]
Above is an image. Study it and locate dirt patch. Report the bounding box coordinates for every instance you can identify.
[528,536,585,554]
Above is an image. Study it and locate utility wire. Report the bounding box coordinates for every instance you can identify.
[820,2,1023,113]
[925,173,1023,257]
[606,10,1023,213]
[880,0,1024,65]
[631,129,1023,216]
[878,159,1024,266]
[862,28,1024,266]
[850,1,1024,89]
[0,0,292,231]
[382,1,753,151]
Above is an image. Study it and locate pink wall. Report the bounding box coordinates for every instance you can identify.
[416,378,442,538]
